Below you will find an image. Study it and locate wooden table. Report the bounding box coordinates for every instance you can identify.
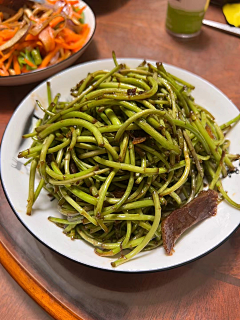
[1,1,240,319]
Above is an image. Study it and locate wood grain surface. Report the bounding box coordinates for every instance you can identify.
[0,1,240,319]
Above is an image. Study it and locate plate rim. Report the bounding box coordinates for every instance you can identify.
[1,58,240,273]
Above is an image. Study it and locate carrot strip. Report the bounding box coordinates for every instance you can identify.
[53,7,64,15]
[0,47,15,63]
[72,11,82,19]
[15,41,42,51]
[39,45,60,68]
[49,16,65,28]
[61,25,90,50]
[0,29,16,40]
[0,69,9,76]
[13,55,21,74]
[0,63,9,76]
[47,0,58,4]
[24,58,36,68]
[75,6,86,15]
[67,0,79,5]
[21,65,29,73]
[5,53,13,70]
[55,38,64,44]
[25,34,39,41]
[61,27,82,41]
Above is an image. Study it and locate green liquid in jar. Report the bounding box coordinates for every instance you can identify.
[166,3,205,35]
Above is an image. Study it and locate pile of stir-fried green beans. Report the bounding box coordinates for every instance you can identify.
[19,53,240,267]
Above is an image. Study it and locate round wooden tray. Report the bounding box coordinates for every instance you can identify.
[1,181,240,320]
[1,2,240,318]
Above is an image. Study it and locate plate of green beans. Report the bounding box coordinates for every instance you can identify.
[1,55,240,272]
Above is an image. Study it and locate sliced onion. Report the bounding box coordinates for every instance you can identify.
[24,8,33,19]
[53,17,66,37]
[9,68,16,75]
[49,51,60,65]
[29,13,66,36]
[32,5,50,16]
[2,8,24,25]
[66,19,82,34]
[0,23,30,51]
[41,9,54,20]
[39,26,55,52]
[71,17,81,26]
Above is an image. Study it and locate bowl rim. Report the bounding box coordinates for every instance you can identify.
[0,0,96,80]
[1,58,239,273]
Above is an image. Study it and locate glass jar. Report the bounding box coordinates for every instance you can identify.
[166,0,210,38]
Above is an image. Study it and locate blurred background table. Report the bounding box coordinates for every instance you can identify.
[0,1,240,319]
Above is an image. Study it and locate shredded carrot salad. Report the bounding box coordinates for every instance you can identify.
[0,0,90,76]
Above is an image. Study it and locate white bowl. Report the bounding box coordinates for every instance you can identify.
[1,58,240,272]
[0,1,96,86]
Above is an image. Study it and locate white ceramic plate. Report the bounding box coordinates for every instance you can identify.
[1,59,240,272]
[0,1,96,86]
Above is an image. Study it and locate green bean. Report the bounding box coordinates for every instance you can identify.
[95,169,118,217]
[103,77,158,100]
[114,73,150,90]
[216,181,240,209]
[94,156,163,174]
[137,144,170,168]
[160,141,190,196]
[192,116,220,162]
[112,191,161,267]
[31,48,42,65]
[220,113,240,130]
[49,168,110,186]
[209,152,225,190]
[134,176,153,200]
[48,217,82,225]
[112,50,118,67]
[102,141,136,215]
[115,109,166,142]
[36,100,55,117]
[127,180,145,202]
[119,133,129,162]
[60,111,102,127]
[33,178,44,203]
[205,162,240,209]
[38,119,104,147]
[157,171,174,194]
[64,150,71,175]
[105,107,122,125]
[26,158,38,215]
[186,168,196,204]
[168,73,195,89]
[157,78,177,118]
[209,162,222,190]
[67,185,98,206]
[183,130,204,177]
[59,187,98,225]
[39,134,55,182]
[120,68,152,76]
[97,123,140,133]
[46,164,98,181]
[65,65,123,108]
[135,156,146,184]
[104,214,154,221]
